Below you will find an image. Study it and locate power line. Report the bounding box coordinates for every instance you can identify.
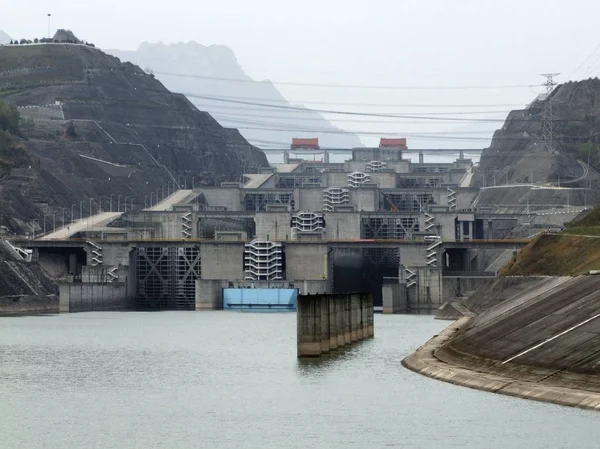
[185,94,513,122]
[568,43,600,80]
[200,103,510,118]
[183,92,526,109]
[216,115,498,134]
[212,112,507,126]
[156,71,541,90]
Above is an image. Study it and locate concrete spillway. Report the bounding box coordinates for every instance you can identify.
[404,275,600,410]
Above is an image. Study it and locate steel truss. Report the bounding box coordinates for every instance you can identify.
[135,246,201,310]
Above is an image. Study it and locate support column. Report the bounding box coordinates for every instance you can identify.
[320,294,330,354]
[68,253,77,276]
[283,149,290,164]
[297,294,322,357]
[323,151,330,164]
[329,294,338,350]
[336,297,345,348]
[367,293,374,337]
[419,151,424,164]
[344,293,352,344]
[350,293,359,342]
[59,283,70,313]
[357,293,365,339]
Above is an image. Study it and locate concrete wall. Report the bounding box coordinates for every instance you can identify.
[99,243,131,268]
[324,172,350,188]
[456,188,480,210]
[346,161,410,174]
[400,244,427,267]
[195,279,222,310]
[442,276,493,301]
[200,243,245,280]
[254,212,292,240]
[349,188,377,211]
[285,243,328,281]
[369,172,396,188]
[409,267,442,313]
[59,282,130,313]
[197,188,243,211]
[297,188,325,211]
[382,281,407,314]
[324,213,361,239]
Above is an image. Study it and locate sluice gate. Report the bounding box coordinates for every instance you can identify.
[135,246,201,310]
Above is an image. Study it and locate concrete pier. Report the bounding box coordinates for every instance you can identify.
[297,292,374,358]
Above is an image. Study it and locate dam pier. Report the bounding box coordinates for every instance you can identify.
[297,292,374,357]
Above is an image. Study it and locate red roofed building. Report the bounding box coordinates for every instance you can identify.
[379,138,407,149]
[291,138,320,150]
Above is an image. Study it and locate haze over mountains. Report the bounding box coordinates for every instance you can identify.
[106,42,364,149]
[0,31,12,44]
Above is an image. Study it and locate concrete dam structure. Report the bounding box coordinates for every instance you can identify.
[297,293,374,357]
[403,276,600,410]
[8,137,586,315]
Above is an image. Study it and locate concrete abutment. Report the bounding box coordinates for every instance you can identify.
[297,292,373,358]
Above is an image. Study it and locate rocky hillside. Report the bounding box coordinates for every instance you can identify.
[473,79,600,188]
[0,42,268,234]
[107,42,363,149]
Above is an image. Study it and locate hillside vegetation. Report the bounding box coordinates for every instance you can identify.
[501,206,600,275]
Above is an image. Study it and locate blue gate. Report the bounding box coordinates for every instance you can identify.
[222,288,298,312]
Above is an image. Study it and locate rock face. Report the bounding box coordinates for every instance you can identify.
[473,79,600,188]
[106,42,363,149]
[0,43,268,234]
[0,241,57,295]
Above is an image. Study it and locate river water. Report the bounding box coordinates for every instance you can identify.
[1,312,598,449]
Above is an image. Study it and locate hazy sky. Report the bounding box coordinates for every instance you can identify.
[3,0,600,148]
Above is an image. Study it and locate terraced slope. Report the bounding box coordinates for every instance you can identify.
[0,43,267,234]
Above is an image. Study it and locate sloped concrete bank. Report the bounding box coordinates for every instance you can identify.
[402,317,600,411]
[404,275,600,411]
[0,295,58,315]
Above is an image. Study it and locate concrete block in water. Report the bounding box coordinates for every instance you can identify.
[297,294,322,357]
[297,292,374,358]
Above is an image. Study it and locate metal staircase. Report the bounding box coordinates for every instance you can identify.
[244,240,284,280]
[405,268,417,288]
[107,267,119,283]
[181,213,192,240]
[447,187,457,211]
[424,212,435,232]
[88,241,103,266]
[426,236,442,267]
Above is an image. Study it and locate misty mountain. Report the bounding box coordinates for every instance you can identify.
[106,42,363,149]
[0,31,12,44]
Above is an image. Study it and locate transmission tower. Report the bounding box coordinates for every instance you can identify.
[540,73,561,154]
[541,73,560,94]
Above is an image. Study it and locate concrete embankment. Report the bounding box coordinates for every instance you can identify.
[0,295,58,315]
[405,276,600,411]
[435,276,562,320]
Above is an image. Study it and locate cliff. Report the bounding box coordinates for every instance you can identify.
[106,41,363,149]
[473,79,600,188]
[0,42,268,234]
